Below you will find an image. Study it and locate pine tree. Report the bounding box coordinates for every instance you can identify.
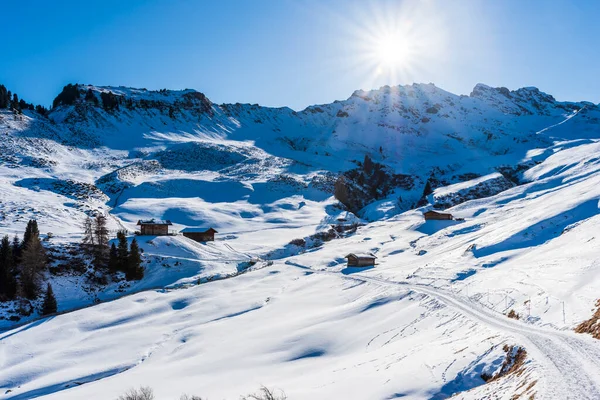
[0,235,17,301]
[108,243,118,273]
[22,219,40,251]
[126,238,143,280]
[20,231,46,299]
[116,230,129,272]
[0,85,8,108]
[92,214,109,269]
[41,283,57,315]
[52,83,80,108]
[11,93,19,110]
[12,235,21,265]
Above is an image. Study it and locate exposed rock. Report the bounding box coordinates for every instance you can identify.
[431,173,515,209]
[334,155,415,214]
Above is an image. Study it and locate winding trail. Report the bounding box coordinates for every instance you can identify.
[353,272,600,399]
[287,262,600,399]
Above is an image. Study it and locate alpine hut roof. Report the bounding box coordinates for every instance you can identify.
[180,227,218,233]
[345,253,377,259]
[137,219,173,226]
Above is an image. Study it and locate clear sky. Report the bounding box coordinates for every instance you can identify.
[2,0,600,110]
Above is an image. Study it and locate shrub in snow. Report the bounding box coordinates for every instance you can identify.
[117,386,154,400]
[289,238,306,247]
[241,386,286,400]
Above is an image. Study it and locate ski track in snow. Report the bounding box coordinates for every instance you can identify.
[304,267,600,399]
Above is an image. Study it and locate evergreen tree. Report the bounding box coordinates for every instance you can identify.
[11,93,19,110]
[20,231,46,299]
[126,238,143,280]
[0,235,17,301]
[108,243,118,273]
[0,85,8,108]
[41,283,57,315]
[116,230,129,272]
[52,84,80,108]
[92,214,109,269]
[12,235,21,265]
[22,219,40,250]
[35,104,48,116]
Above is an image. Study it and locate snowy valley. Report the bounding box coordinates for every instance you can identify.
[2,82,600,399]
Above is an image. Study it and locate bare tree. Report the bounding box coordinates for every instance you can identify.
[117,386,154,400]
[241,386,287,400]
[92,214,109,269]
[81,216,95,256]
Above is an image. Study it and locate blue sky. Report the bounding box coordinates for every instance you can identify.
[2,0,600,110]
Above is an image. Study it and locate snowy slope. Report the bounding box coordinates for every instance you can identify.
[2,82,600,399]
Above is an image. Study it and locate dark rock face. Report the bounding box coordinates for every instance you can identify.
[432,174,515,209]
[334,155,414,214]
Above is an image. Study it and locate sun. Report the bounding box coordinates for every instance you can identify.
[374,33,412,69]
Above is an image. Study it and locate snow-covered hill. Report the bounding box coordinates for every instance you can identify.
[2,82,600,399]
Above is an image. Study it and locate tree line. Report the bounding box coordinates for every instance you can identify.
[82,214,144,280]
[0,84,48,116]
[53,84,121,111]
[0,219,57,315]
[0,215,145,318]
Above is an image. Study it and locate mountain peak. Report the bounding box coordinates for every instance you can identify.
[50,83,214,115]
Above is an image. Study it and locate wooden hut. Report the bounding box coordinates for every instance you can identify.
[423,210,453,221]
[344,253,377,267]
[181,227,218,242]
[136,219,172,235]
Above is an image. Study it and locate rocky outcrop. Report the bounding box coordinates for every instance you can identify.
[334,155,415,214]
[431,173,515,209]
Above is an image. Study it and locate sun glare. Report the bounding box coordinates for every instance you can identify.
[334,0,447,89]
[374,33,412,69]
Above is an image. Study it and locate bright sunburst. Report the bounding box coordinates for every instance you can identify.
[331,0,447,89]
[373,32,413,69]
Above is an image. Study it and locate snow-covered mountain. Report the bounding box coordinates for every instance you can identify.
[2,82,600,399]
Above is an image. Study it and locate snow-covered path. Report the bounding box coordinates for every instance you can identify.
[342,272,600,399]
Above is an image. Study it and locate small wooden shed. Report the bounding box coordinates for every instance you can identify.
[345,253,377,267]
[137,219,172,235]
[181,227,218,242]
[423,210,453,221]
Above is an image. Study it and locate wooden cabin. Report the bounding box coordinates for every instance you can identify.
[344,253,377,267]
[137,219,172,235]
[423,210,453,221]
[181,227,218,242]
